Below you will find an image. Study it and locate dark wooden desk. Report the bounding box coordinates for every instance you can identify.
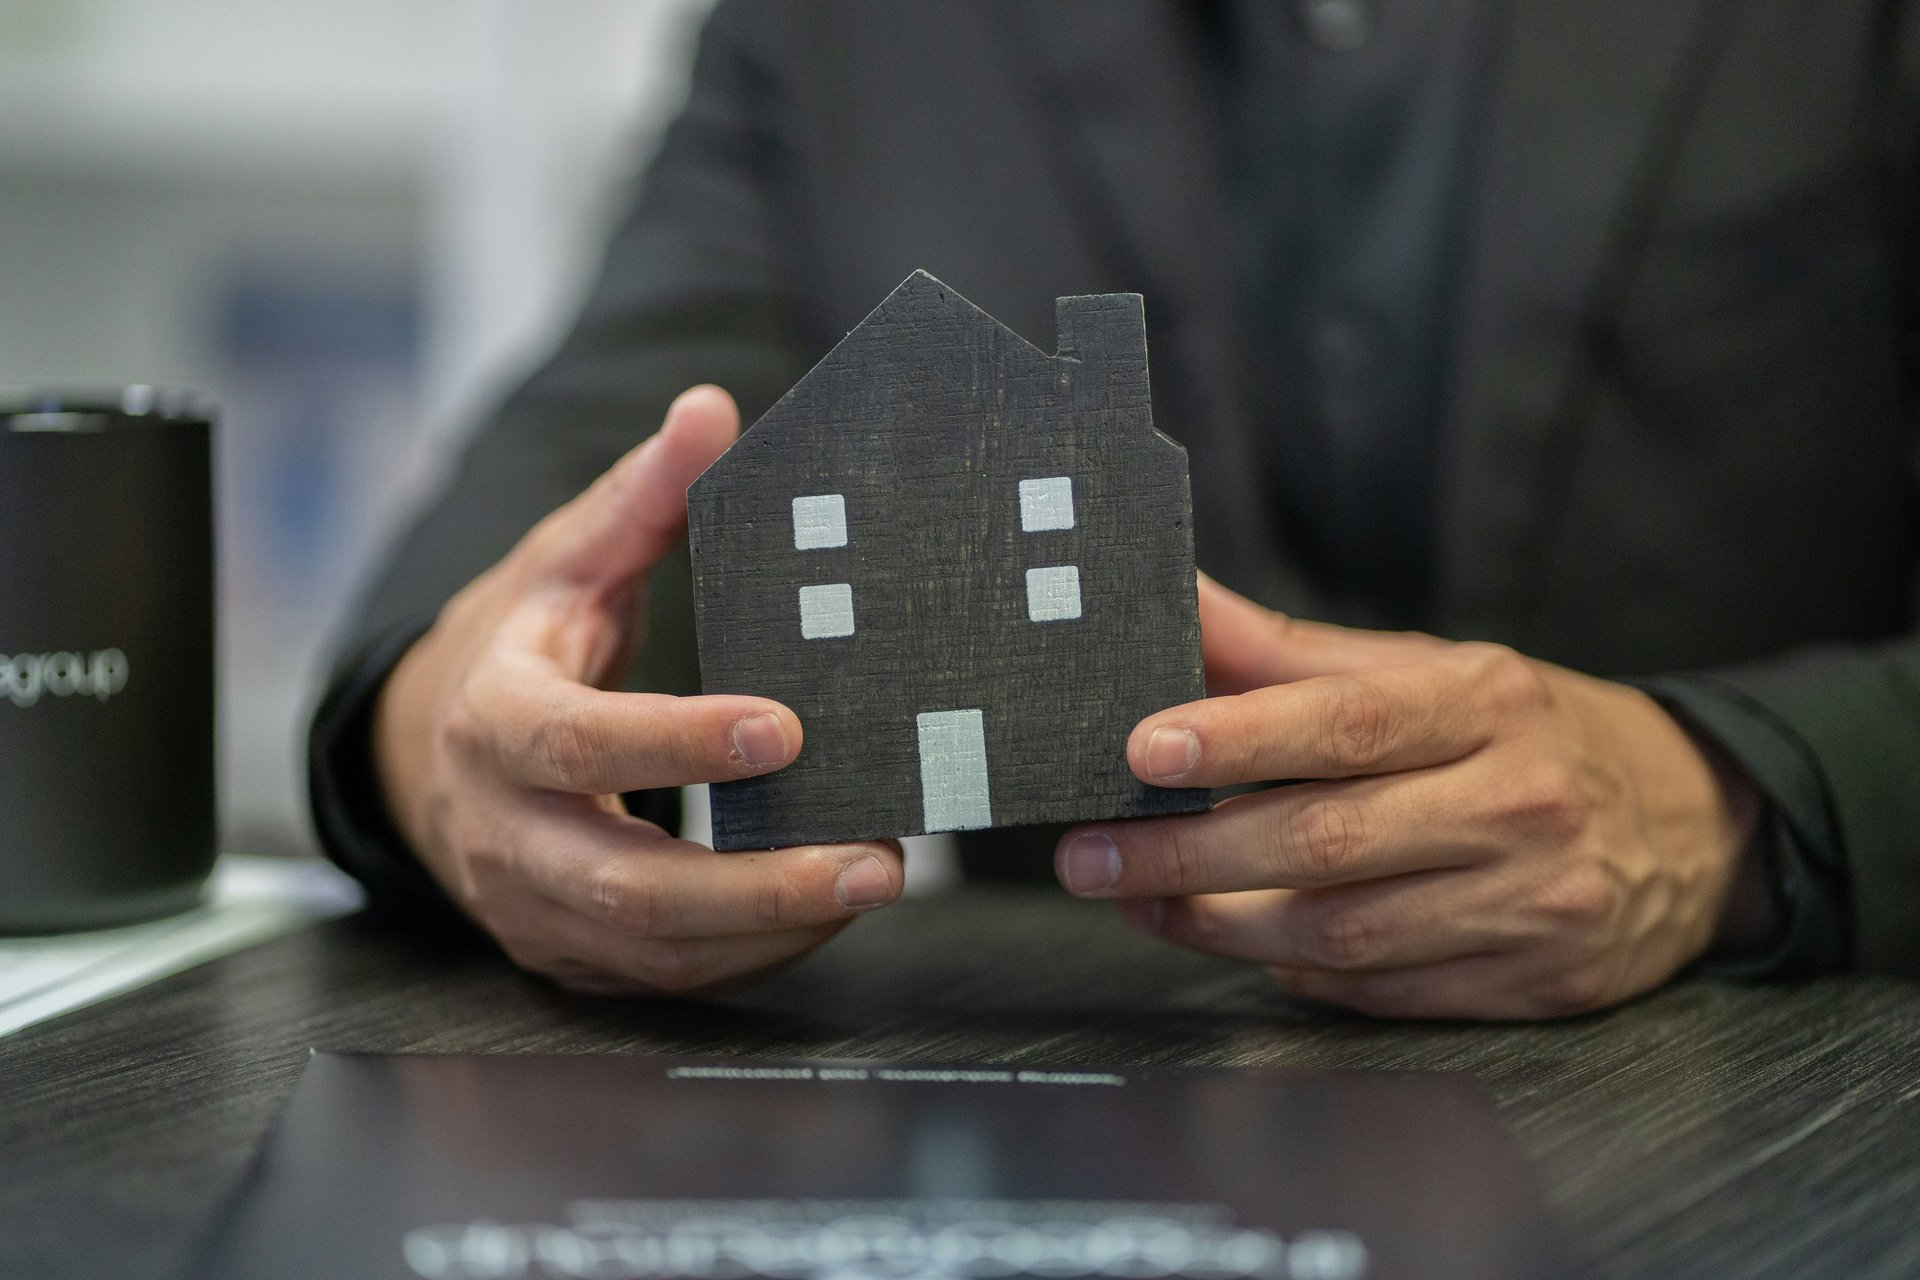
[2,888,1917,1279]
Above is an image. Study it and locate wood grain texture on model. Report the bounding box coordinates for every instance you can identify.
[688,271,1208,850]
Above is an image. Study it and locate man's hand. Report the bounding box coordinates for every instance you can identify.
[1055,575,1773,1019]
[373,386,903,995]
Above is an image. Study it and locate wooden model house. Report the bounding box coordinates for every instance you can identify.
[688,271,1208,851]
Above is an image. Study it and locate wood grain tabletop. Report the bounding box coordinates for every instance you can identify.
[2,887,1917,1279]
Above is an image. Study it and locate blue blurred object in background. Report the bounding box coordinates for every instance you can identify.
[215,265,422,592]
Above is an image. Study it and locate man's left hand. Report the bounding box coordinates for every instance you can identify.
[1054,576,1776,1019]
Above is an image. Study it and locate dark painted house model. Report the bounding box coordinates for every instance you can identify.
[688,270,1209,851]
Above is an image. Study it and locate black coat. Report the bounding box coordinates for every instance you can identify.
[312,1,1920,972]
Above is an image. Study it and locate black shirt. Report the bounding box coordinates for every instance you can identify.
[1214,0,1494,627]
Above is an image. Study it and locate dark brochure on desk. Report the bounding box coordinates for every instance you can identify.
[188,1053,1578,1280]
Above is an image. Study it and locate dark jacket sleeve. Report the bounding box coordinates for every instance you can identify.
[1731,7,1920,975]
[307,1,814,910]
[1679,647,1920,975]
[1641,5,1920,977]
[1638,676,1851,978]
[1637,7,1920,978]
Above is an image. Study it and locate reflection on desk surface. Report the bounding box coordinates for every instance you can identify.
[190,1051,1573,1280]
[0,853,361,1037]
[3,890,1918,1280]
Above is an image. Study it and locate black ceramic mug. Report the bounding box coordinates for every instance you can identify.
[0,389,217,932]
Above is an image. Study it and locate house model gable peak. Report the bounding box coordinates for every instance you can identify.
[703,271,1155,473]
[849,269,1150,372]
[871,268,1031,342]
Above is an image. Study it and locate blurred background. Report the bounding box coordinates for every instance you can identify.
[0,0,717,857]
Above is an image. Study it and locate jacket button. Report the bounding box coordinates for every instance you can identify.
[1297,0,1375,51]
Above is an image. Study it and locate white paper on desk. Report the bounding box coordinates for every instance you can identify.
[0,854,363,1038]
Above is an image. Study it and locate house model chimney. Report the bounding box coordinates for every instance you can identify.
[1054,292,1150,413]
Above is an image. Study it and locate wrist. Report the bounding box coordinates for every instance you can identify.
[1685,725,1786,959]
[1711,810,1788,959]
[370,633,442,861]
[306,614,461,917]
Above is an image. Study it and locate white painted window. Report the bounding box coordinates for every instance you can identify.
[1019,476,1075,532]
[1026,565,1082,622]
[798,582,855,638]
[791,493,848,550]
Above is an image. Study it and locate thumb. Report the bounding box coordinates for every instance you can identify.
[523,384,740,588]
[1197,572,1444,692]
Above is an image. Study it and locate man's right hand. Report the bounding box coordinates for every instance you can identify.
[371,385,904,995]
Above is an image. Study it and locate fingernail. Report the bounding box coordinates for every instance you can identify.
[731,713,789,768]
[1060,832,1122,896]
[835,855,895,910]
[1144,726,1200,781]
